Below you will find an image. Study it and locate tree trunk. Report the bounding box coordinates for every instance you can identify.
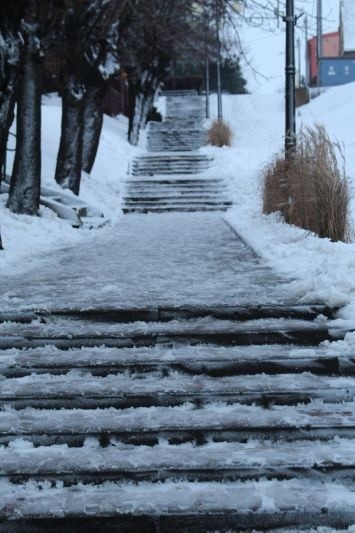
[128,72,159,146]
[82,83,105,175]
[0,29,21,177]
[0,70,17,175]
[129,90,145,146]
[55,75,85,195]
[127,80,137,143]
[7,22,41,216]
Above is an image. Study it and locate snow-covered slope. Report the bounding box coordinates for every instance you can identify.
[203,84,355,334]
[0,95,140,273]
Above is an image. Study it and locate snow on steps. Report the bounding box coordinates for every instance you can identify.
[0,315,340,350]
[2,372,355,410]
[147,129,207,152]
[1,301,355,528]
[2,438,355,480]
[130,154,214,176]
[125,92,232,214]
[160,89,198,96]
[123,173,231,213]
[0,342,350,377]
[3,480,355,530]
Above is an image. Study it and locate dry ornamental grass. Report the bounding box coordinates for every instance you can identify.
[208,120,232,147]
[262,126,350,242]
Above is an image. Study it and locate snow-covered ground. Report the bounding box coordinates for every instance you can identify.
[0,94,142,274]
[2,81,355,334]
[204,84,355,334]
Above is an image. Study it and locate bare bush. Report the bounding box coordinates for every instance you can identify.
[208,120,232,147]
[262,125,350,242]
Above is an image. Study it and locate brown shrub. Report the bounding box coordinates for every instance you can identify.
[208,120,232,147]
[262,125,350,242]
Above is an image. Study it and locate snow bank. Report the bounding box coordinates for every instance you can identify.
[0,94,141,274]
[204,84,355,328]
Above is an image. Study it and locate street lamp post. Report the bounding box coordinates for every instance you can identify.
[304,15,309,87]
[215,0,223,122]
[284,0,297,155]
[205,54,210,119]
[317,0,323,88]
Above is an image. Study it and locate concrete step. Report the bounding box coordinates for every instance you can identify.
[4,479,355,529]
[0,345,346,380]
[126,176,222,184]
[161,89,198,96]
[2,438,355,482]
[122,197,231,204]
[1,400,354,447]
[0,294,353,529]
[131,168,213,176]
[122,196,230,203]
[0,316,338,350]
[123,206,231,213]
[149,121,204,130]
[125,186,226,193]
[3,371,355,410]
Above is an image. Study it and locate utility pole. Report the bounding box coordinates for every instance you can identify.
[216,0,223,122]
[297,37,301,87]
[317,0,323,87]
[304,15,309,87]
[205,55,210,119]
[204,4,210,119]
[284,0,297,154]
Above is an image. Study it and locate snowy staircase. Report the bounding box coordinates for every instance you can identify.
[1,304,355,529]
[130,154,213,176]
[123,175,231,214]
[147,95,206,152]
[123,92,232,214]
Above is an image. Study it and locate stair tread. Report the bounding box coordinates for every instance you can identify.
[2,479,355,521]
[2,401,355,435]
[123,196,229,201]
[123,207,231,213]
[0,343,342,368]
[1,373,355,402]
[122,203,232,208]
[1,93,349,527]
[2,438,355,475]
[0,317,336,339]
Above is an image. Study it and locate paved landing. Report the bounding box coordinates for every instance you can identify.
[0,213,296,312]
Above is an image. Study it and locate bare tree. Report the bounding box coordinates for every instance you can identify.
[7,0,64,215]
[0,1,26,175]
[55,0,121,194]
[120,0,211,145]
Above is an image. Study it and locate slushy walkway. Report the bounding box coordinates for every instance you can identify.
[0,212,295,312]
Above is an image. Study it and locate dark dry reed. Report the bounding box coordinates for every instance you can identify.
[262,126,350,242]
[208,120,232,147]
